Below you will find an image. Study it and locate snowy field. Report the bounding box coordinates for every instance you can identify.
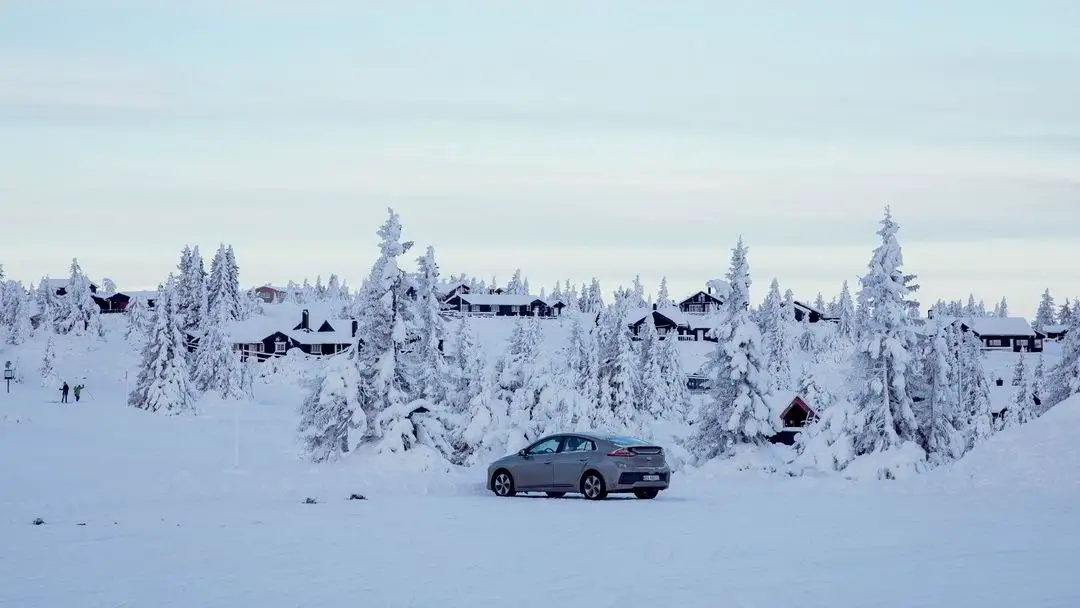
[3,358,1079,607]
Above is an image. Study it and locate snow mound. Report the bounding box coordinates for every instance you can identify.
[935,394,1080,493]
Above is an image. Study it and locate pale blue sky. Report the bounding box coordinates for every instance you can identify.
[2,1,1078,315]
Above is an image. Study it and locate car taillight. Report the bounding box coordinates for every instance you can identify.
[607,447,634,457]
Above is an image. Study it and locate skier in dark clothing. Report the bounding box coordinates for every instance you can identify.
[73,384,84,403]
[60,382,69,403]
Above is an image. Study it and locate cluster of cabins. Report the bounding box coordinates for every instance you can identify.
[44,279,158,313]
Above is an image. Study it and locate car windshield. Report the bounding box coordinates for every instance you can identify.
[605,436,649,447]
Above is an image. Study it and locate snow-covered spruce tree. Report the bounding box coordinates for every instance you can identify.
[1033,289,1056,331]
[207,244,242,325]
[796,363,831,412]
[955,329,993,447]
[846,208,922,461]
[813,292,827,315]
[406,246,450,406]
[1044,304,1080,408]
[125,295,151,340]
[191,297,249,401]
[658,327,690,421]
[297,348,363,462]
[446,317,496,463]
[797,315,817,351]
[630,274,647,308]
[1032,354,1046,414]
[39,334,56,388]
[1001,355,1033,429]
[759,278,790,391]
[1059,299,1072,325]
[128,276,196,415]
[636,316,666,420]
[55,258,102,337]
[836,280,856,339]
[657,276,671,308]
[175,246,208,331]
[595,300,638,431]
[6,285,32,345]
[585,278,604,313]
[689,237,776,460]
[494,316,546,447]
[565,313,601,421]
[994,297,1009,318]
[918,326,964,465]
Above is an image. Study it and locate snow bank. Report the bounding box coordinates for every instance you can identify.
[933,393,1080,493]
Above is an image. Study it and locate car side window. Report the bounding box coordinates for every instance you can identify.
[562,437,595,452]
[526,437,561,455]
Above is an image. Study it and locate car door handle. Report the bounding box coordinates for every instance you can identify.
[578,458,588,462]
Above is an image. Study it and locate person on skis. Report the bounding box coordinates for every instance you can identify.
[60,381,70,403]
[73,384,84,403]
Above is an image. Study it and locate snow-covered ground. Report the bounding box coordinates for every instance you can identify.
[2,321,1077,607]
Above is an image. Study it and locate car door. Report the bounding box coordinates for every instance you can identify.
[551,436,596,489]
[515,436,563,490]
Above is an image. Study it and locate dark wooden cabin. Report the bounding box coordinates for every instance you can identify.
[769,396,819,446]
[678,291,724,315]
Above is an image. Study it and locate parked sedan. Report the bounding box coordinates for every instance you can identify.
[486,433,670,500]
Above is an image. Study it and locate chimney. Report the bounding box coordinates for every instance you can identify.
[927,309,934,320]
[301,309,310,331]
[351,319,358,338]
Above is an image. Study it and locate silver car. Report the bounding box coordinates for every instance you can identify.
[486,433,670,500]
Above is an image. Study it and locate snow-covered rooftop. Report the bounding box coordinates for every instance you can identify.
[451,293,550,306]
[120,290,159,300]
[287,317,355,344]
[965,317,1036,337]
[1042,324,1068,334]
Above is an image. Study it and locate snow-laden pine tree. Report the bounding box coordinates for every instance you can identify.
[55,258,102,337]
[1033,289,1056,331]
[565,313,601,419]
[191,296,249,401]
[813,292,827,315]
[585,278,604,313]
[796,363,831,413]
[594,301,637,431]
[759,278,790,391]
[207,244,242,324]
[918,326,965,465]
[407,246,450,406]
[658,328,690,421]
[6,284,32,345]
[1001,355,1032,429]
[34,278,57,331]
[128,276,196,415]
[1044,303,1080,408]
[657,276,671,308]
[1059,299,1072,325]
[635,316,666,420]
[956,329,993,448]
[507,269,524,295]
[630,274,647,308]
[176,245,208,331]
[494,316,548,448]
[447,317,498,463]
[125,295,150,340]
[297,349,363,462]
[39,335,56,388]
[689,237,776,460]
[846,208,921,459]
[1032,354,1046,414]
[836,280,856,339]
[994,297,1009,318]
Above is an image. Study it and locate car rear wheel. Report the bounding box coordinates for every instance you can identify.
[633,489,659,499]
[545,492,566,498]
[491,470,516,497]
[580,472,607,500]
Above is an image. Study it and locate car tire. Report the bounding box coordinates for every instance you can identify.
[545,492,566,498]
[580,471,607,500]
[633,489,659,500]
[491,470,516,497]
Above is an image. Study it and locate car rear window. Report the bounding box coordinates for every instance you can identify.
[607,436,649,447]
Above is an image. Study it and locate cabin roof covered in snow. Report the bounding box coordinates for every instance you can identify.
[625,306,722,330]
[1043,324,1068,333]
[450,293,550,306]
[286,317,355,344]
[120,290,159,300]
[964,317,1037,337]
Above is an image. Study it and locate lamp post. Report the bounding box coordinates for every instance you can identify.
[4,361,14,393]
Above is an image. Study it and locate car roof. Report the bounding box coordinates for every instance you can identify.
[552,432,648,444]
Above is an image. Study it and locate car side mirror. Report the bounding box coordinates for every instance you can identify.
[517,449,528,459]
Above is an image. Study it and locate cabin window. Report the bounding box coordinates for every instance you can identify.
[311,344,322,355]
[335,344,344,353]
[255,343,264,353]
[275,342,286,353]
[988,339,1003,347]
[1035,339,1043,349]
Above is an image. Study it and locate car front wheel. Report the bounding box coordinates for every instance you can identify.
[491,470,516,497]
[580,472,607,500]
